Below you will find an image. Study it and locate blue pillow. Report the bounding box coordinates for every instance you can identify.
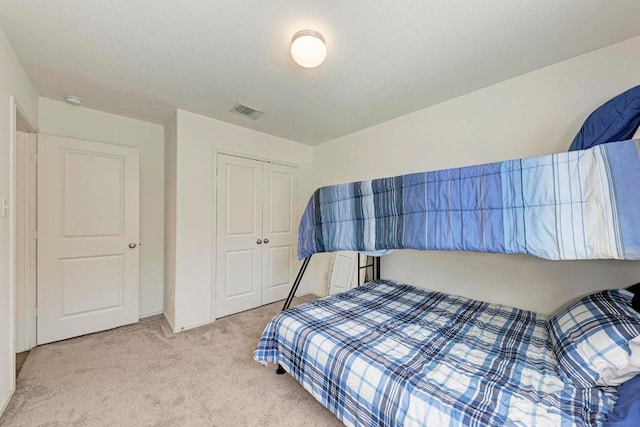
[605,374,640,427]
[569,85,640,152]
[547,290,640,388]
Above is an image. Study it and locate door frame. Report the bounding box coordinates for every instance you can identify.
[210,147,300,321]
[9,97,38,396]
[14,128,37,352]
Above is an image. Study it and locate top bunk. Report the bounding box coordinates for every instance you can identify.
[298,85,640,261]
[299,139,640,261]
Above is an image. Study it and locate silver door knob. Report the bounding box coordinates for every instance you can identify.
[256,239,262,245]
[128,243,137,249]
[263,238,269,244]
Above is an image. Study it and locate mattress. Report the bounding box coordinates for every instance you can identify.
[254,280,615,426]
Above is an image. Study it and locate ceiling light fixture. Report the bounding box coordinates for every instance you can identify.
[64,95,83,106]
[290,30,327,68]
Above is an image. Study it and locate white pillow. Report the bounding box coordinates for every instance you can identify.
[547,289,640,388]
[634,125,640,139]
[596,335,640,386]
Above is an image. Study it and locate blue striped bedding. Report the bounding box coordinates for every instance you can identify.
[298,140,640,260]
[254,280,616,426]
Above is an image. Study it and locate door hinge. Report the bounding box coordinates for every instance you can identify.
[31,229,38,240]
[30,152,38,163]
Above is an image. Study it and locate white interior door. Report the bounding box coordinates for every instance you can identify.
[261,163,297,304]
[329,251,357,295]
[37,135,140,345]
[215,154,263,318]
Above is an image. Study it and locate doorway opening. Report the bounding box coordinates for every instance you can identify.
[11,98,38,387]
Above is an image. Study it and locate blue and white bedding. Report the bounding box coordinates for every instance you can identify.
[254,281,616,426]
[298,140,640,260]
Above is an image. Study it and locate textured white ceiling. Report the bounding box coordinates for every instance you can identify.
[2,1,640,145]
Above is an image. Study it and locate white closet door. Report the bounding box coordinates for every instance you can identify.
[261,163,297,305]
[215,154,263,317]
[37,135,140,345]
[328,252,357,295]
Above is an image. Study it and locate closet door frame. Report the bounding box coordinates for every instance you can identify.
[210,148,300,321]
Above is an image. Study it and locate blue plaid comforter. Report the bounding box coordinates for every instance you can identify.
[254,281,615,426]
[298,140,640,260]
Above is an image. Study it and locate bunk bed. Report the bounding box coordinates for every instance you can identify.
[254,86,640,426]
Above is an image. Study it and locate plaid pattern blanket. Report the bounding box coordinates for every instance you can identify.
[298,140,640,261]
[255,281,614,426]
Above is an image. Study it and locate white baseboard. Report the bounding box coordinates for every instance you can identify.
[307,291,327,298]
[163,312,213,334]
[139,310,163,319]
[172,318,214,333]
[15,343,35,352]
[162,312,176,332]
[0,387,14,418]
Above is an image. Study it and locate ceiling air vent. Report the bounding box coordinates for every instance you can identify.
[230,103,264,120]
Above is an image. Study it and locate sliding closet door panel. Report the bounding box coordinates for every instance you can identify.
[261,163,297,304]
[215,154,263,317]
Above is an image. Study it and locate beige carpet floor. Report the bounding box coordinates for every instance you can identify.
[0,296,343,427]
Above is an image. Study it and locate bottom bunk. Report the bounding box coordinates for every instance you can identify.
[254,280,640,426]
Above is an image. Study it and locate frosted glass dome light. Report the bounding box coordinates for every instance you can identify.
[290,30,327,68]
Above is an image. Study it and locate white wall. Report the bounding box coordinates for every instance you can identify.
[38,98,165,317]
[167,109,314,331]
[0,26,39,415]
[313,35,640,314]
[163,112,177,329]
